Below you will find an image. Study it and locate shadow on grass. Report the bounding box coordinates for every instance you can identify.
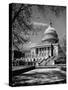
[12,66,35,76]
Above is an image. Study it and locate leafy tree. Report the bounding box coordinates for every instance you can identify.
[59,35,66,55]
[12,3,33,51]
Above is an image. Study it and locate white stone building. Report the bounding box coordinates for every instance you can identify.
[23,22,60,66]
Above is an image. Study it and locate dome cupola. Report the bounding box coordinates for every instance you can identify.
[42,21,59,43]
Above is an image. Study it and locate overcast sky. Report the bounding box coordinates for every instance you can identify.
[29,5,66,44]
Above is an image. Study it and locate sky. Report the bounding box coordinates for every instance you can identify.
[29,5,66,44]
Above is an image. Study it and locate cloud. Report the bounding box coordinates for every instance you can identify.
[32,22,48,26]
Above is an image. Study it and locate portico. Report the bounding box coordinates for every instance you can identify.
[24,22,59,66]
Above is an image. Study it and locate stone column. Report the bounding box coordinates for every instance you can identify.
[41,48,43,57]
[48,47,49,57]
[46,47,48,58]
[38,48,39,57]
[43,48,45,57]
[44,47,46,58]
[42,48,44,57]
[49,47,51,57]
[54,44,58,56]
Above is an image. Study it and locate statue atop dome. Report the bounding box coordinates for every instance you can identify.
[49,19,53,27]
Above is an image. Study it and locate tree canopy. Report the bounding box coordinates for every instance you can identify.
[12,3,33,51]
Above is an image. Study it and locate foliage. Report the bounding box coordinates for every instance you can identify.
[12,3,33,51]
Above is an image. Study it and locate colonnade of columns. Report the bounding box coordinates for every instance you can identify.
[36,46,52,58]
[24,45,54,66]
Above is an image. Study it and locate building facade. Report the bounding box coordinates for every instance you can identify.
[24,22,59,66]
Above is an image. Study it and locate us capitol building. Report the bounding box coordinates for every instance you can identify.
[22,22,60,66]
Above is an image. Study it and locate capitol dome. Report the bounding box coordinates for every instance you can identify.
[42,22,59,43]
